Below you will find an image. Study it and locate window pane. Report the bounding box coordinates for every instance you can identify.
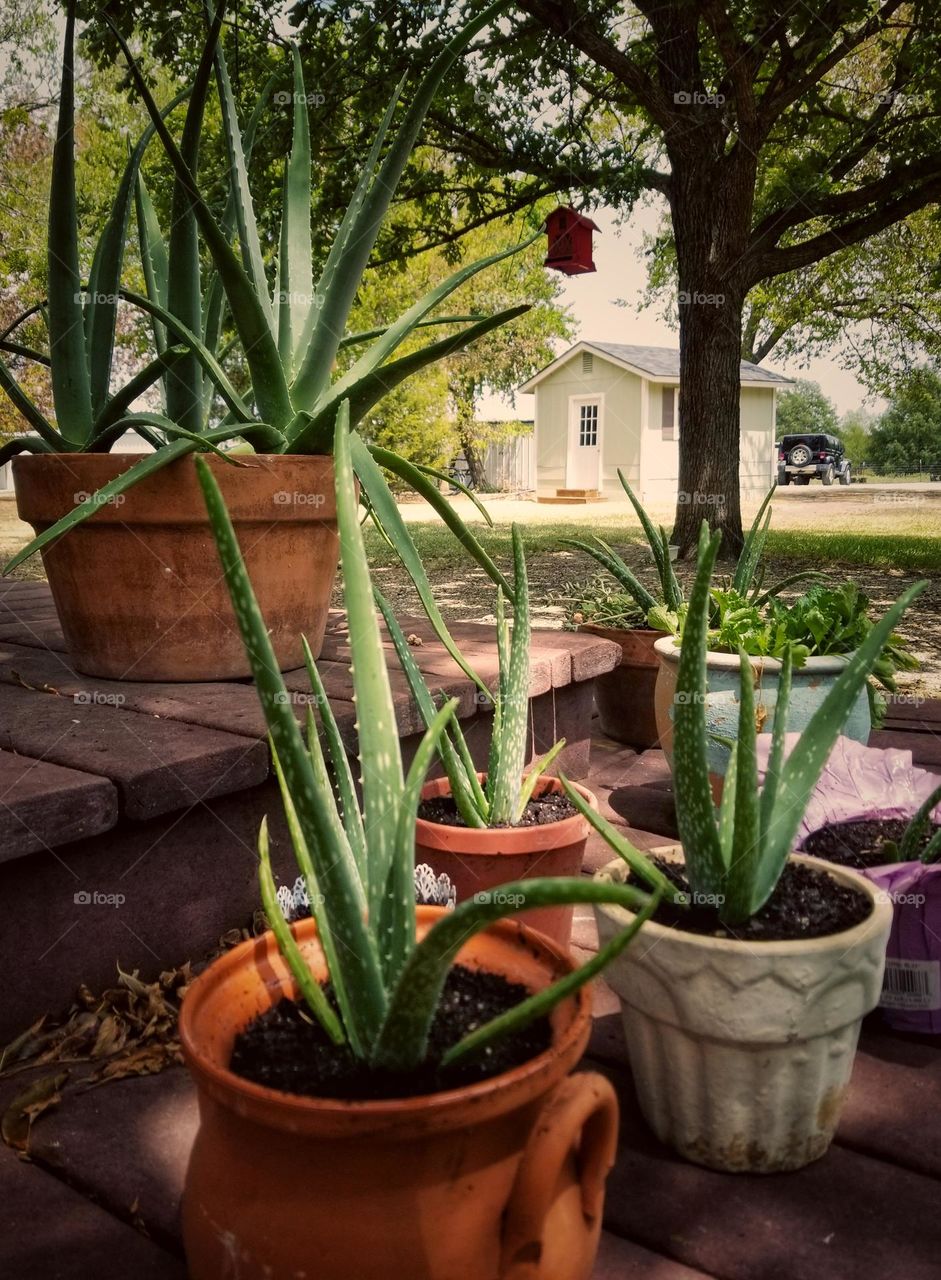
[579,403,598,446]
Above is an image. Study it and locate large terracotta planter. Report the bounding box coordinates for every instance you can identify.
[415,775,596,945]
[13,452,340,681]
[594,849,891,1173]
[580,625,666,749]
[179,908,618,1280]
[653,638,871,778]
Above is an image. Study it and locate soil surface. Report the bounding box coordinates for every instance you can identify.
[646,857,872,941]
[804,817,941,869]
[418,790,576,829]
[229,964,551,1100]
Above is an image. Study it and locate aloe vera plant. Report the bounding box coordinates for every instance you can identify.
[559,474,819,632]
[5,0,533,625]
[378,525,565,829]
[196,402,661,1072]
[562,521,928,928]
[878,782,941,865]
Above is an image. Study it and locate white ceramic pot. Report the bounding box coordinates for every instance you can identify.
[594,849,892,1173]
[652,639,871,778]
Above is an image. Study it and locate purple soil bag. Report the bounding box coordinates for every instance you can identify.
[757,735,941,1034]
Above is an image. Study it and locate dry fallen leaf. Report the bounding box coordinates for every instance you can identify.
[1,1072,68,1154]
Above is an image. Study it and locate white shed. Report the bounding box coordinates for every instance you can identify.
[518,341,793,503]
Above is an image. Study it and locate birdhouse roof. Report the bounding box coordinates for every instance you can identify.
[546,206,600,232]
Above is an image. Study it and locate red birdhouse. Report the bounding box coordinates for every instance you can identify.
[544,206,599,275]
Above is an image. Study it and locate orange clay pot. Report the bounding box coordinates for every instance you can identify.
[179,908,618,1280]
[415,776,597,946]
[13,452,340,681]
[579,625,667,750]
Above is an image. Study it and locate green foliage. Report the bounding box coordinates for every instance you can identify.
[568,523,928,929]
[869,365,941,475]
[839,409,875,469]
[198,405,657,1073]
[775,380,840,439]
[552,574,646,633]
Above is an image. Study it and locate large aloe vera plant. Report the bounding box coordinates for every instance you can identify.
[5,0,534,619]
[562,521,927,928]
[196,402,661,1072]
[559,474,819,630]
[378,525,565,829]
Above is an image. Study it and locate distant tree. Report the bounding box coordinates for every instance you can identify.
[868,367,941,474]
[776,381,839,439]
[838,407,876,469]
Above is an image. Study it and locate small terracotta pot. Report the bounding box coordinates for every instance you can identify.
[580,625,666,749]
[179,909,618,1280]
[415,775,596,945]
[13,452,340,681]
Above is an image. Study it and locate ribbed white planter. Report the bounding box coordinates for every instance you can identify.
[594,849,892,1173]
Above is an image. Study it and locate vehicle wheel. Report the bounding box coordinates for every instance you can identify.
[788,444,812,466]
[839,466,851,486]
[779,473,790,485]
[822,465,834,486]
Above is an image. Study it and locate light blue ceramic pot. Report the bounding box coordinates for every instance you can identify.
[652,637,871,778]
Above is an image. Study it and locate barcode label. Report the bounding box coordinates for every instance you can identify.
[880,959,941,1011]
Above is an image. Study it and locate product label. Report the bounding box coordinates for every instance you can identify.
[880,958,941,1011]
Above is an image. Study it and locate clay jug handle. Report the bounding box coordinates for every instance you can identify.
[500,1072,619,1280]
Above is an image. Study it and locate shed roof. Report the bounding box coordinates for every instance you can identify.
[518,340,794,391]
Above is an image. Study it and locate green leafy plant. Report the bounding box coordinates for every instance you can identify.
[878,782,941,865]
[3,0,533,649]
[378,526,565,829]
[551,573,646,632]
[196,401,662,1074]
[561,522,927,929]
[559,473,818,631]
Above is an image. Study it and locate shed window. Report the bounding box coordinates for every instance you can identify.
[661,387,678,441]
[578,401,599,447]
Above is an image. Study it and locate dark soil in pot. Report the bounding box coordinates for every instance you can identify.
[644,857,872,941]
[418,791,576,830]
[803,817,941,869]
[229,964,551,1101]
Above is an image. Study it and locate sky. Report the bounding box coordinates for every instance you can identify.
[481,203,882,423]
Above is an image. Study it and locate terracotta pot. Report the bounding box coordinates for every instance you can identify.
[594,848,891,1173]
[580,625,666,749]
[179,908,618,1280]
[652,638,871,781]
[415,775,596,945]
[13,452,340,681]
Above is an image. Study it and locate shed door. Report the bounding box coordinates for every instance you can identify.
[567,397,602,489]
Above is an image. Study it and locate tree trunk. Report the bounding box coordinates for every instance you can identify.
[457,427,489,490]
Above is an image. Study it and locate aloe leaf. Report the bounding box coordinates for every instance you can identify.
[734,484,775,593]
[371,875,656,1073]
[756,580,928,912]
[300,637,368,875]
[334,409,404,931]
[514,739,566,824]
[349,435,493,697]
[412,458,494,523]
[920,827,941,865]
[338,315,484,350]
[717,742,738,866]
[560,773,684,902]
[720,652,762,925]
[47,4,92,444]
[0,435,58,466]
[108,18,294,432]
[276,46,313,375]
[0,355,63,448]
[616,469,667,587]
[657,525,682,610]
[214,42,275,341]
[376,588,487,828]
[442,889,661,1068]
[135,171,170,360]
[672,522,726,900]
[485,592,508,803]
[381,697,460,984]
[257,816,345,1045]
[558,536,659,615]
[758,645,793,836]
[488,526,530,824]
[92,347,189,436]
[196,446,387,1049]
[0,339,49,366]
[2,422,256,573]
[752,571,827,607]
[900,781,941,863]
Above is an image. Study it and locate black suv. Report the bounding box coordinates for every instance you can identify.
[777,433,851,486]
